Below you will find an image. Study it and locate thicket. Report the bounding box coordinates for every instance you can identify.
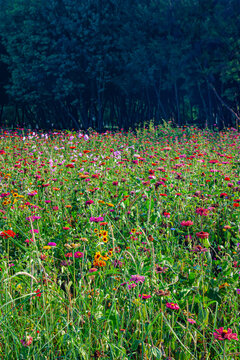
[0,0,239,130]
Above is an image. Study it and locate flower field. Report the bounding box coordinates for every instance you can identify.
[1,124,240,359]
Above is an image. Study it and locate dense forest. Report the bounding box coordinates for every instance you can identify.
[0,0,239,130]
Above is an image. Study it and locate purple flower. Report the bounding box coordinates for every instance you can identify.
[48,242,56,247]
[84,134,89,141]
[128,283,137,289]
[90,216,104,223]
[129,275,145,283]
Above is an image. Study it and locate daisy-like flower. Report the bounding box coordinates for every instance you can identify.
[0,230,16,238]
[213,327,238,341]
[139,294,151,299]
[74,251,84,258]
[196,231,209,239]
[181,220,193,226]
[48,242,56,247]
[166,302,180,310]
[129,275,145,283]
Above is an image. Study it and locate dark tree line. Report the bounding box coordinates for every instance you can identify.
[0,0,239,130]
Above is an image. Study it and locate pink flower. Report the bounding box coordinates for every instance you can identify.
[74,251,84,258]
[139,294,152,299]
[187,318,196,324]
[166,302,180,310]
[213,327,238,341]
[30,229,39,234]
[89,268,98,273]
[20,335,33,347]
[181,220,193,227]
[196,231,209,239]
[196,208,209,216]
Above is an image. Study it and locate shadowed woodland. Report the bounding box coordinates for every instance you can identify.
[0,0,239,130]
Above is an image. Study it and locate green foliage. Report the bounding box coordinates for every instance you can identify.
[0,0,239,129]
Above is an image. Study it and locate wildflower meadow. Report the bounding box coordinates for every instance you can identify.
[1,123,240,359]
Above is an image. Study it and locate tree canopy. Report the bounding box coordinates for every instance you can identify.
[0,0,239,130]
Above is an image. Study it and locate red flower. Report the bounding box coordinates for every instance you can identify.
[34,289,42,298]
[196,231,209,239]
[65,252,73,258]
[0,230,16,238]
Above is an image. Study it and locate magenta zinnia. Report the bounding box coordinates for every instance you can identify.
[213,327,238,341]
[166,302,180,310]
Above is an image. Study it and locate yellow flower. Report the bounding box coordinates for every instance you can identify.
[133,298,142,306]
[106,203,114,207]
[219,283,230,289]
[43,246,51,250]
[70,243,80,249]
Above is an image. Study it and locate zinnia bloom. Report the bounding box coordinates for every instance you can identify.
[129,275,145,283]
[196,231,209,239]
[181,220,193,226]
[213,327,238,341]
[166,302,180,310]
[0,230,16,238]
[139,294,151,299]
[74,251,84,258]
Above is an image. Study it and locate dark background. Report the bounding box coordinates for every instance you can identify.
[0,0,239,130]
